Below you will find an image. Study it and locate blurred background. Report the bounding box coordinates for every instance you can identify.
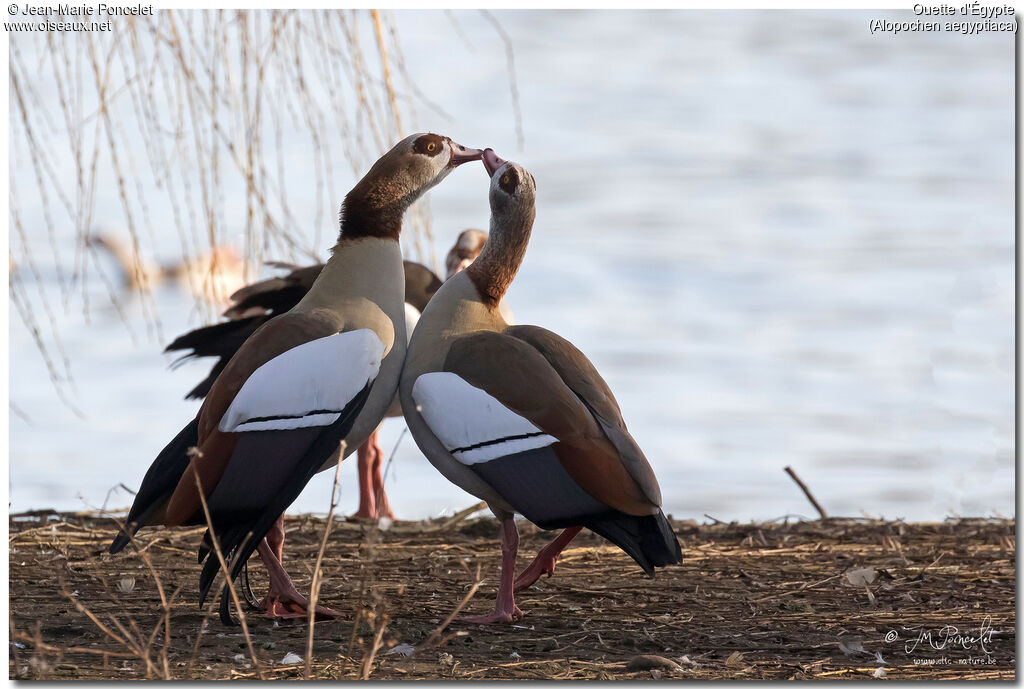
[9,10,1013,521]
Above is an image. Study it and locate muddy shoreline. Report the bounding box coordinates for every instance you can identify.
[8,511,1015,680]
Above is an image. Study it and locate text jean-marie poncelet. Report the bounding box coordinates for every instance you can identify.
[12,3,152,16]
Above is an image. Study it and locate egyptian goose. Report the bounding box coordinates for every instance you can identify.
[445,228,488,279]
[399,150,682,623]
[87,232,247,306]
[163,233,490,519]
[109,133,484,623]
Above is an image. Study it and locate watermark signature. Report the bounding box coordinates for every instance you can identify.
[883,616,998,658]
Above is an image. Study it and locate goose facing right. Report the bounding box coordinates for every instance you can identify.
[399,149,682,624]
[109,133,484,624]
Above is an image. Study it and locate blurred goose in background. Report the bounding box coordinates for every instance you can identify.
[109,133,484,624]
[86,232,247,305]
[164,230,494,520]
[400,150,682,623]
[445,228,488,279]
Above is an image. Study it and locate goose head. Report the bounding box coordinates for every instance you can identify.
[464,149,537,308]
[445,228,489,280]
[483,148,536,233]
[341,133,483,240]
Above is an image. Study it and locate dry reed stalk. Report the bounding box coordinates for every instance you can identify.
[12,10,524,411]
[370,9,403,137]
[480,10,524,151]
[191,472,264,679]
[304,440,347,680]
[56,577,160,677]
[419,563,483,649]
[783,466,828,520]
[56,514,164,677]
[11,10,486,401]
[372,427,406,521]
[359,612,390,680]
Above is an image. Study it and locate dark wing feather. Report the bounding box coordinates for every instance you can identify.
[196,384,372,619]
[466,443,680,572]
[164,264,322,401]
[402,261,443,312]
[164,317,269,400]
[224,264,323,318]
[504,325,662,507]
[444,331,661,514]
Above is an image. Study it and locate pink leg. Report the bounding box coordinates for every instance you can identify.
[255,516,342,620]
[368,432,395,520]
[353,436,378,519]
[265,515,285,562]
[462,518,525,624]
[514,526,582,592]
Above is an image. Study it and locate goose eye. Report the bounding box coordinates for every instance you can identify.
[498,168,519,193]
[413,134,444,156]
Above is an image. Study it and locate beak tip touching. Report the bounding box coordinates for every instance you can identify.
[482,148,507,177]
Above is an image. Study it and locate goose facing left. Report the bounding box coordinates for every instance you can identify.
[400,150,682,624]
[108,133,484,624]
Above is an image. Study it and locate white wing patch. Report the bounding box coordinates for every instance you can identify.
[220,329,386,433]
[403,303,420,344]
[412,372,557,465]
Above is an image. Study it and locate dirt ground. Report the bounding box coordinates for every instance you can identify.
[8,509,1015,680]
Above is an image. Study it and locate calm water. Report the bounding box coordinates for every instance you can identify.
[9,11,1014,521]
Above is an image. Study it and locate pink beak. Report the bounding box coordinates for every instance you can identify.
[482,148,507,177]
[449,141,484,167]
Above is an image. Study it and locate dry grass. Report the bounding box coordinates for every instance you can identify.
[8,511,1015,680]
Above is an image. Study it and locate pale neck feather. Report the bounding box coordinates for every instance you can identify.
[418,271,508,339]
[295,237,405,313]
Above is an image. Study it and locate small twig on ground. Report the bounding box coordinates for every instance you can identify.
[419,563,483,650]
[914,551,945,579]
[749,574,842,604]
[421,501,488,533]
[783,466,828,520]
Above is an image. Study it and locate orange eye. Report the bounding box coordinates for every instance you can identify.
[500,174,510,187]
[426,142,436,152]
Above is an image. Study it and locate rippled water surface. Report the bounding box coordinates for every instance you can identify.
[9,11,1014,521]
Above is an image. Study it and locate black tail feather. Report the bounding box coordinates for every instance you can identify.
[226,283,309,319]
[163,316,267,357]
[109,417,200,554]
[198,530,213,564]
[582,510,682,576]
[184,364,228,401]
[163,317,268,401]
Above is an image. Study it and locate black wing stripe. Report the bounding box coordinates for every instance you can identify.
[240,408,347,424]
[449,431,550,455]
